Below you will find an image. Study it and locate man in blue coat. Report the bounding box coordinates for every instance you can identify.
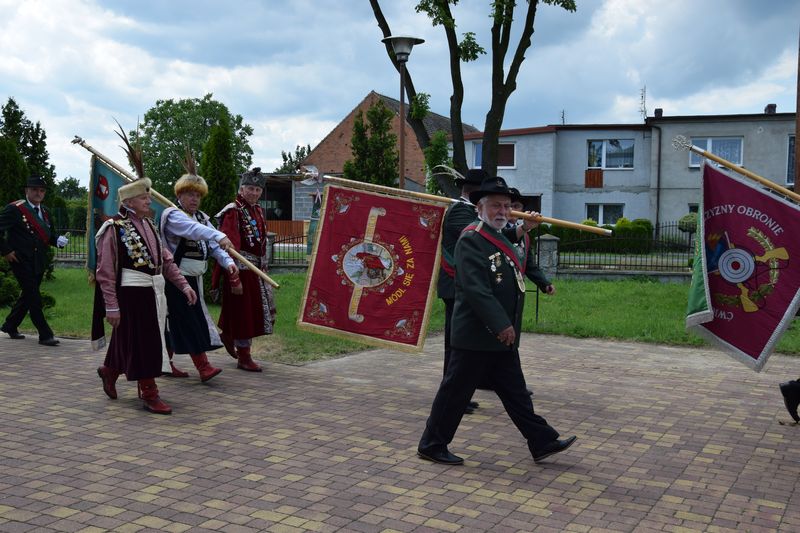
[0,176,67,345]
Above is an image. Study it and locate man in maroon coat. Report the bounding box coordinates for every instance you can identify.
[214,168,276,372]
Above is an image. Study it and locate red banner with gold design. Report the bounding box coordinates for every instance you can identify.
[298,184,446,352]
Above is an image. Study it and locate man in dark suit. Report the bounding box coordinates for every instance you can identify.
[438,168,487,414]
[418,176,576,466]
[0,176,68,346]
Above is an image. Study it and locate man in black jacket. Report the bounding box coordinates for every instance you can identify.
[418,176,575,466]
[0,176,68,345]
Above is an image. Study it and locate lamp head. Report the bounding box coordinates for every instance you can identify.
[382,35,425,63]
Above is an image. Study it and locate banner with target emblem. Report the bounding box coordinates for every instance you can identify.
[298,184,446,352]
[686,163,800,371]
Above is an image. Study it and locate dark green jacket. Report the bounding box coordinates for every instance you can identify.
[451,221,532,352]
[0,200,57,275]
[436,199,475,300]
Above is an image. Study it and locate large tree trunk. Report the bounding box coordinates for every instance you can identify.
[370,0,459,198]
[482,1,539,178]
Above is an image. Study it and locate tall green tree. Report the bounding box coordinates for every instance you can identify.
[131,93,253,195]
[371,0,576,179]
[423,130,451,195]
[343,101,399,187]
[55,176,88,199]
[0,136,29,206]
[199,114,238,221]
[274,144,311,174]
[0,97,57,187]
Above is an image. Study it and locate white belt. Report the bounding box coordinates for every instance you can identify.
[179,257,207,276]
[120,268,171,373]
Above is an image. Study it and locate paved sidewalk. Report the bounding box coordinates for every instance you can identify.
[1,333,800,532]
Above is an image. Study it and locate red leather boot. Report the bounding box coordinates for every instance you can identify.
[97,366,120,399]
[236,346,262,372]
[190,352,222,382]
[167,349,189,378]
[137,379,172,414]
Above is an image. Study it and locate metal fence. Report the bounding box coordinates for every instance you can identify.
[54,229,311,268]
[557,221,694,272]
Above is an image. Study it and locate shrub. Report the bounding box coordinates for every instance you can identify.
[678,212,698,233]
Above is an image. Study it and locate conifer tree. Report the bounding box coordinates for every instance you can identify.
[343,100,398,187]
[200,114,237,222]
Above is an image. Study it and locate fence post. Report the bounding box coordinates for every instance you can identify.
[266,232,276,266]
[536,233,559,279]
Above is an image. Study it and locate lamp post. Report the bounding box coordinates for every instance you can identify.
[382,35,424,190]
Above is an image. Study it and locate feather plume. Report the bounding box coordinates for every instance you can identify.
[432,164,465,182]
[113,118,145,179]
[178,144,198,176]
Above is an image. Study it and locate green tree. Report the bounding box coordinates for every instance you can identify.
[372,0,576,178]
[0,97,57,188]
[131,93,253,195]
[423,130,451,195]
[275,144,311,174]
[342,100,398,187]
[199,115,238,222]
[0,136,28,206]
[55,176,88,199]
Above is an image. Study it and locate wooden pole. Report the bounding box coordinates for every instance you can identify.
[72,136,280,288]
[676,137,800,204]
[297,173,613,236]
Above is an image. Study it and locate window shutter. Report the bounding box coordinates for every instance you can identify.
[585,168,603,188]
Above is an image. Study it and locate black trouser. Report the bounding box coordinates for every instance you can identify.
[4,263,53,340]
[419,347,559,457]
[442,297,454,377]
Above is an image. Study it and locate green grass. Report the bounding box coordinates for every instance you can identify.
[5,268,800,363]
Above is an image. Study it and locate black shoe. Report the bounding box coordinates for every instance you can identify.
[467,400,479,409]
[0,325,24,339]
[527,388,533,396]
[533,436,577,463]
[417,448,464,465]
[780,381,800,422]
[38,337,60,346]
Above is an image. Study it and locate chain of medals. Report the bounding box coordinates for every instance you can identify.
[237,198,263,248]
[489,251,526,292]
[116,218,157,269]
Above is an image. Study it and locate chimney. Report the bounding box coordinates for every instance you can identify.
[654,108,663,118]
[764,103,777,114]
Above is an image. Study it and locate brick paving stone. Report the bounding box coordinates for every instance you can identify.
[3,335,800,531]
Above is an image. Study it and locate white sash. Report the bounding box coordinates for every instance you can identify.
[120,268,171,373]
[179,257,207,276]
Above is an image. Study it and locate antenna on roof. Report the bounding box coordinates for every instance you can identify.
[639,86,647,121]
[560,109,566,125]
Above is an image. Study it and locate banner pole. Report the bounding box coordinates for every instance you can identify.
[672,135,800,204]
[294,170,612,237]
[72,136,280,288]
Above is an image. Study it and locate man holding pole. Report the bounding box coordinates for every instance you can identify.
[215,167,276,372]
[94,178,197,414]
[160,156,236,381]
[418,176,576,465]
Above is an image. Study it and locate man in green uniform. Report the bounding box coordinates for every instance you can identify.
[418,176,576,465]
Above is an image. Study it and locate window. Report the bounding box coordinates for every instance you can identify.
[788,135,796,186]
[587,139,634,169]
[586,204,624,225]
[473,141,516,168]
[688,204,699,213]
[689,137,742,167]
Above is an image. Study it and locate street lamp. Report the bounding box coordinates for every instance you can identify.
[382,35,424,190]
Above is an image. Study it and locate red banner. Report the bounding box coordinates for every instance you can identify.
[686,163,800,371]
[298,184,445,351]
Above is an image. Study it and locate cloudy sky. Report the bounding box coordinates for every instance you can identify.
[1,0,798,186]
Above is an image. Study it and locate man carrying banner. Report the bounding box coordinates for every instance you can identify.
[215,167,276,372]
[160,155,236,382]
[418,176,576,466]
[94,177,197,414]
[0,176,68,346]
